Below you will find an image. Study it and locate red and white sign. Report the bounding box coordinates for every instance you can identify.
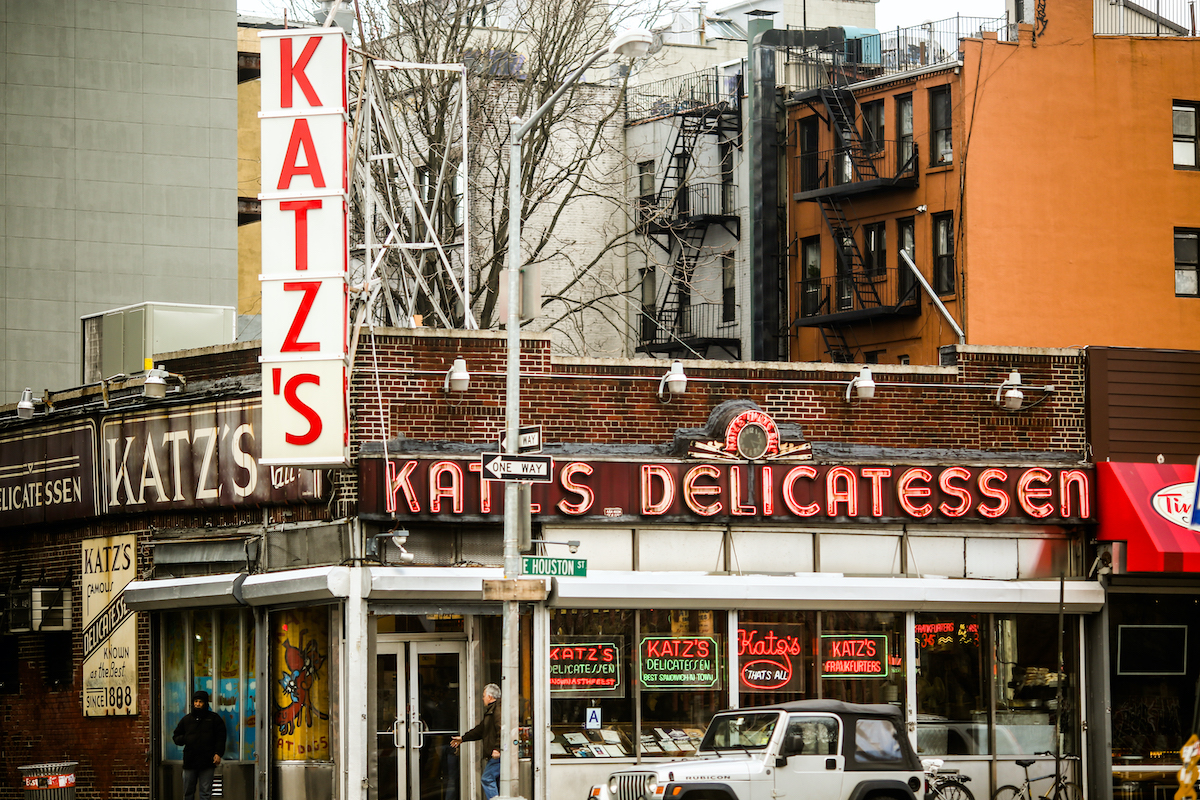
[259,27,349,467]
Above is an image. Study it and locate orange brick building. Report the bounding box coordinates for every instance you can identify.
[787,0,1200,365]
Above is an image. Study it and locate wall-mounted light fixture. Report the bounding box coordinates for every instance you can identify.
[17,388,35,419]
[996,370,1025,411]
[657,360,687,402]
[845,366,876,402]
[367,530,415,564]
[444,356,470,393]
[143,365,186,399]
[530,538,581,554]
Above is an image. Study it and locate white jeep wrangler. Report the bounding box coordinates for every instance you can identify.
[588,700,924,800]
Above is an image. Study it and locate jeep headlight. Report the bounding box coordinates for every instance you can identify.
[644,775,659,799]
[608,777,620,795]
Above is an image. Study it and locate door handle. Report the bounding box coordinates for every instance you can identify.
[393,718,405,748]
[413,716,427,749]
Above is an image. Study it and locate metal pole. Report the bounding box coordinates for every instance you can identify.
[501,46,609,800]
[898,249,965,344]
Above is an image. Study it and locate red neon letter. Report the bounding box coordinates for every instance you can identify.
[277,119,327,190]
[641,464,674,515]
[467,461,493,513]
[1017,468,1054,518]
[1059,469,1090,519]
[280,36,322,108]
[387,460,420,514]
[826,466,858,517]
[897,468,933,517]
[861,467,891,517]
[282,281,321,351]
[557,462,595,515]
[761,466,774,515]
[938,467,972,517]
[280,199,322,271]
[429,461,464,513]
[730,466,756,516]
[782,466,819,516]
[281,372,322,445]
[976,468,1011,518]
[683,465,722,516]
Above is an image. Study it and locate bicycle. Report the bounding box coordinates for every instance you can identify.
[922,758,976,800]
[992,752,1081,800]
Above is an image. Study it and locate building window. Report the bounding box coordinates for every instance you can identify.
[865,350,883,364]
[898,217,916,300]
[801,236,821,316]
[896,94,914,168]
[933,213,955,295]
[722,253,736,322]
[1174,103,1198,168]
[637,160,656,221]
[898,354,910,365]
[836,229,855,310]
[1176,229,1199,296]
[861,99,884,154]
[640,267,657,340]
[719,141,735,213]
[930,86,952,166]
[863,221,886,276]
[799,117,820,192]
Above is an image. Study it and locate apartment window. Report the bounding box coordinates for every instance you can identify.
[1176,229,1199,296]
[861,100,884,154]
[865,350,884,364]
[638,160,655,198]
[930,86,952,166]
[1174,103,1198,168]
[799,117,820,192]
[933,213,955,295]
[801,236,821,316]
[898,354,910,365]
[722,253,736,322]
[863,222,886,276]
[640,267,657,340]
[719,141,736,213]
[898,217,916,300]
[836,229,855,310]
[896,94,914,168]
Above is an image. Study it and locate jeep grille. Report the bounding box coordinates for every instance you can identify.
[611,772,654,800]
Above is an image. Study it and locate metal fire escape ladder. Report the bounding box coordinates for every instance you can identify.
[818,87,878,182]
[659,225,707,335]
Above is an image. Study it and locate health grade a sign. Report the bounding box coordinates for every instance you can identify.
[259,28,350,467]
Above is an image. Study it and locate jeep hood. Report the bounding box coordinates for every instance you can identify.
[648,755,765,781]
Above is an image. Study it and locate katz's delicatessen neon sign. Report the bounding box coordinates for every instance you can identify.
[359,457,1093,524]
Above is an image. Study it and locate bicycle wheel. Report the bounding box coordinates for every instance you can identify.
[992,785,1024,800]
[936,779,976,800]
[1050,782,1082,800]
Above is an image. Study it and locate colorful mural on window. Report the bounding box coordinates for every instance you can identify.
[273,608,331,761]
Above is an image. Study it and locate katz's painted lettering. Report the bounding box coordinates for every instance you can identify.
[366,459,1093,523]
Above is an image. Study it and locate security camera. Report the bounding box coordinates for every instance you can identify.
[567,540,580,554]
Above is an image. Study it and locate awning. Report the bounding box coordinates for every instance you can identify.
[551,571,1105,613]
[1097,461,1200,572]
[123,573,248,611]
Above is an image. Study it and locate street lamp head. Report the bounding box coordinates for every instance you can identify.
[609,28,656,58]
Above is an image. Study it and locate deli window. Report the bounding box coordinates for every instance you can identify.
[549,609,726,759]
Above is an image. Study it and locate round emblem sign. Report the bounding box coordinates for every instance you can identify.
[736,424,769,460]
[1150,481,1197,529]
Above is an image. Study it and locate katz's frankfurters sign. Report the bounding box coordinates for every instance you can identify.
[358,457,1093,524]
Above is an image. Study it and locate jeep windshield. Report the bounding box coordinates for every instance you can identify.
[698,712,780,751]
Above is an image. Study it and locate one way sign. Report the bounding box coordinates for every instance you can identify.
[480,452,555,483]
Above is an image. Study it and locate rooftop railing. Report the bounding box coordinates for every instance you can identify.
[1094,0,1198,36]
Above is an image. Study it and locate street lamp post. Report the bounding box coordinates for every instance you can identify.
[498,28,653,800]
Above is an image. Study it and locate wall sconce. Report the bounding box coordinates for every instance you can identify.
[367,530,415,563]
[444,357,470,393]
[17,388,35,419]
[845,366,876,402]
[657,360,687,402]
[996,370,1024,410]
[530,539,581,554]
[143,365,186,399]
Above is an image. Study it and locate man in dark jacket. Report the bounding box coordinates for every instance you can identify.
[451,683,501,799]
[173,690,227,800]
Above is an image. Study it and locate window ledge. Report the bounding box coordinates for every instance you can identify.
[926,163,955,175]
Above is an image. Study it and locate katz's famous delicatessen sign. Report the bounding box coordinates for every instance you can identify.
[359,457,1093,524]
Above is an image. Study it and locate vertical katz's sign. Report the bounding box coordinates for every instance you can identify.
[82,534,138,716]
[259,28,350,467]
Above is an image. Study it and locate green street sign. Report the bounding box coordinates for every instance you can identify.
[522,556,587,577]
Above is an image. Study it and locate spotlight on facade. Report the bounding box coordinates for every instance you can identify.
[657,360,688,401]
[17,388,35,419]
[845,367,876,402]
[996,370,1025,411]
[445,357,470,393]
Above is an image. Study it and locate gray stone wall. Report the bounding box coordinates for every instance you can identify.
[2,0,237,400]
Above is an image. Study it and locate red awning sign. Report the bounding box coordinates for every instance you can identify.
[1097,462,1200,573]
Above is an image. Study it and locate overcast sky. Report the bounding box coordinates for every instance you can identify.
[238,0,1010,33]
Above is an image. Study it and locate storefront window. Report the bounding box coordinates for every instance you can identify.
[916,613,988,755]
[160,608,256,762]
[820,611,906,707]
[738,611,813,706]
[273,607,333,761]
[549,609,726,759]
[994,614,1078,757]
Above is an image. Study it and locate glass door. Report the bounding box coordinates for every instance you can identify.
[376,640,466,800]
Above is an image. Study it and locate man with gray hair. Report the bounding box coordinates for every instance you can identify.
[451,683,502,799]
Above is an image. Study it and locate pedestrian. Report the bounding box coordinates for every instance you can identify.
[172,689,227,800]
[451,683,501,800]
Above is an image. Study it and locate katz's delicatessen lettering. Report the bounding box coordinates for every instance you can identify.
[360,458,1093,523]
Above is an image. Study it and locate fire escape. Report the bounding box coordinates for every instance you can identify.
[631,70,742,359]
[791,85,921,362]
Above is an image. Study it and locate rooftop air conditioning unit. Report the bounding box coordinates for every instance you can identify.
[81,302,235,385]
[31,588,72,632]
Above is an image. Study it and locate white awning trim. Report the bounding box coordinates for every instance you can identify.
[368,566,505,601]
[240,566,352,606]
[123,573,247,611]
[549,571,1106,613]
